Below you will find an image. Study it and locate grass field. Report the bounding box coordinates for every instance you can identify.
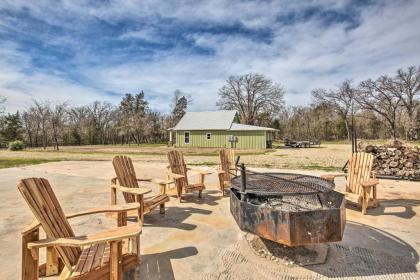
[0,141,418,170]
[0,158,61,169]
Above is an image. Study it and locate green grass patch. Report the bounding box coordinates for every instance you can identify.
[0,158,62,169]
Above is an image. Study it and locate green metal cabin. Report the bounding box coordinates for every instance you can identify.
[169,111,276,149]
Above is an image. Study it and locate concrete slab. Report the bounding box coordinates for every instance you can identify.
[0,161,419,279]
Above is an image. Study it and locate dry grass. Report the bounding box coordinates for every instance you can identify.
[0,143,354,170]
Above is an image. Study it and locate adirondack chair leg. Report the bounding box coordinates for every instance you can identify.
[111,187,117,206]
[46,247,60,276]
[177,185,182,203]
[135,194,144,225]
[22,228,39,280]
[361,186,372,215]
[110,241,122,280]
[372,185,378,206]
[217,173,225,196]
[159,182,166,214]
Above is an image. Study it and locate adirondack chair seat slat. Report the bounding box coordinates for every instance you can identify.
[144,194,170,212]
[73,241,138,278]
[184,183,205,193]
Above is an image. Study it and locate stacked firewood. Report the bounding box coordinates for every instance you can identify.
[358,140,420,180]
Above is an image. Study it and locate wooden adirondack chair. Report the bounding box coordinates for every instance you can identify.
[321,152,380,214]
[167,150,210,202]
[217,149,237,195]
[111,155,170,225]
[18,178,141,280]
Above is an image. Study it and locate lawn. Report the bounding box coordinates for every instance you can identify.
[0,141,417,170]
[0,158,62,169]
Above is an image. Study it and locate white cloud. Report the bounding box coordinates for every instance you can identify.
[0,0,420,113]
[0,42,111,112]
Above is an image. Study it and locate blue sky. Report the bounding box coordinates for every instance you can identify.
[1,0,420,113]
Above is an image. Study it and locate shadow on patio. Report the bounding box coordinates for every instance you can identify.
[307,221,419,278]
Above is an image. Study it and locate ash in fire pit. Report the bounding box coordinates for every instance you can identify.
[230,164,346,247]
[249,194,332,211]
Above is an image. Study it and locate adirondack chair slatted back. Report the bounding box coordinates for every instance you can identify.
[17,178,81,268]
[346,152,374,194]
[167,150,189,188]
[219,149,232,182]
[226,149,236,174]
[113,156,139,203]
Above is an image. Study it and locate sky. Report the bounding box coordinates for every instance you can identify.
[1,0,420,113]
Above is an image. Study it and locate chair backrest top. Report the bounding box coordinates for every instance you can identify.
[112,155,139,203]
[167,150,189,187]
[17,178,81,267]
[347,152,374,194]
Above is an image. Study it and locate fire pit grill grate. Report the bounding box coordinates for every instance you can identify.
[231,169,335,196]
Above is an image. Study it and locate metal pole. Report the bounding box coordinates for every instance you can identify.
[240,163,246,201]
[354,129,358,153]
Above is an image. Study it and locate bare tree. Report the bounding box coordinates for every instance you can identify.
[392,66,420,139]
[217,73,285,125]
[356,77,402,139]
[88,101,115,144]
[69,106,89,145]
[312,80,357,140]
[31,101,51,149]
[50,102,68,150]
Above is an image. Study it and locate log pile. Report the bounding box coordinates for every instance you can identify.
[358,140,420,180]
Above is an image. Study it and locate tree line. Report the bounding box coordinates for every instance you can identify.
[0,65,419,149]
[218,66,419,141]
[0,90,189,149]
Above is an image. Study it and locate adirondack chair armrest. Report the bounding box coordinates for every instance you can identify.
[66,203,141,219]
[111,185,152,195]
[137,178,152,182]
[361,179,379,188]
[190,169,212,175]
[27,225,142,249]
[320,173,346,181]
[153,179,174,185]
[167,172,185,179]
[112,177,152,183]
[21,203,141,235]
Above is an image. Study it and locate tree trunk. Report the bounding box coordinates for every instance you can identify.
[344,118,350,141]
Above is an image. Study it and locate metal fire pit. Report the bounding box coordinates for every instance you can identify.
[230,165,346,247]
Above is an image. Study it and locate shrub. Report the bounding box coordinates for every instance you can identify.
[8,140,25,151]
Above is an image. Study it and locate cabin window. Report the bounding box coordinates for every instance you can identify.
[184,131,190,144]
[206,133,212,140]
